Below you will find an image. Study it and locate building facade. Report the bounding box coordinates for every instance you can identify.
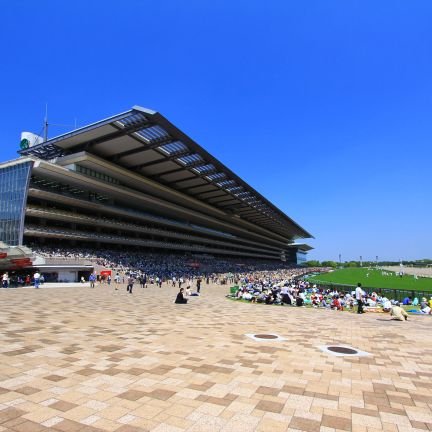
[1,106,313,264]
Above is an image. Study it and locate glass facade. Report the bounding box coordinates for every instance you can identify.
[0,161,32,245]
[296,250,307,265]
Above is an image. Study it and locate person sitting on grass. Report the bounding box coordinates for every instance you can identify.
[382,297,392,312]
[390,302,408,321]
[321,297,329,308]
[295,295,304,307]
[331,295,343,311]
[265,291,275,304]
[420,297,431,314]
[175,288,188,304]
[402,296,412,305]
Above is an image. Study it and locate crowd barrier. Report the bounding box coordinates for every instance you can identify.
[309,280,431,302]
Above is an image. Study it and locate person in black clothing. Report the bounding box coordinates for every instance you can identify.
[282,293,292,305]
[296,295,304,307]
[265,292,274,304]
[175,288,188,304]
[197,278,201,293]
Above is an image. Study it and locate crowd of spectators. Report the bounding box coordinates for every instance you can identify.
[30,245,300,281]
[228,270,432,316]
[6,246,432,317]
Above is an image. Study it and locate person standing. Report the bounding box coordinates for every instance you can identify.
[2,272,9,288]
[355,283,364,314]
[196,277,201,294]
[33,271,41,289]
[127,274,134,294]
[89,273,96,288]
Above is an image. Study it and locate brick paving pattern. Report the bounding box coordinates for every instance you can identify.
[0,282,431,431]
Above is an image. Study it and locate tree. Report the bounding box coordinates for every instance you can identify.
[305,260,320,267]
[321,260,338,268]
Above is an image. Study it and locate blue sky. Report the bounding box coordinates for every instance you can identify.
[1,1,431,261]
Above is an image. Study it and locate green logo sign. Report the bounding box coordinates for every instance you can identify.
[20,138,30,150]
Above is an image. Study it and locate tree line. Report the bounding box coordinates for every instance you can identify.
[304,259,432,268]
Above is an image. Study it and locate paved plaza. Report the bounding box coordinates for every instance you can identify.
[0,282,431,432]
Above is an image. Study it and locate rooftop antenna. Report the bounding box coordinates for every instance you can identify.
[43,103,49,142]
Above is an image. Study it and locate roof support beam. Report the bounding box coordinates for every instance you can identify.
[70,121,150,155]
[128,150,191,170]
[176,183,215,192]
[108,135,176,163]
[207,196,240,204]
[196,191,227,199]
[147,166,185,178]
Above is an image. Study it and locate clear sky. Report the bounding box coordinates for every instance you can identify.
[1,1,431,261]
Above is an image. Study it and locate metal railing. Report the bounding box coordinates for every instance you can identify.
[309,279,431,302]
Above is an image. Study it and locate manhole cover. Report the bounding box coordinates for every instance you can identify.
[327,346,358,355]
[245,333,286,342]
[317,345,371,357]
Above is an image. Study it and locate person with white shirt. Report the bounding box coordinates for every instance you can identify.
[355,282,364,314]
[382,297,392,312]
[33,272,41,289]
[2,272,9,288]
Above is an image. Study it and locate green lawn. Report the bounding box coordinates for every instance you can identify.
[307,267,432,292]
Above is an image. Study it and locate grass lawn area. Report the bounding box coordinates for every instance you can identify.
[307,267,432,292]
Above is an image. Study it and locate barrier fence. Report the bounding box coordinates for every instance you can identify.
[309,279,431,302]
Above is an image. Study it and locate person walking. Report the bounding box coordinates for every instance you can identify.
[33,271,41,289]
[114,272,120,290]
[355,282,364,314]
[2,272,9,288]
[127,274,135,294]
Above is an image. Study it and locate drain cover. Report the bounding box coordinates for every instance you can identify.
[327,346,358,355]
[317,345,371,357]
[254,334,278,339]
[245,333,286,342]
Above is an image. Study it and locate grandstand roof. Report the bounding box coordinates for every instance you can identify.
[290,243,314,252]
[20,106,313,240]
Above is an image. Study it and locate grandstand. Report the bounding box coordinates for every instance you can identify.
[0,105,313,273]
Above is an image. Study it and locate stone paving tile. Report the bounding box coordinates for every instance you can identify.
[1,282,432,431]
